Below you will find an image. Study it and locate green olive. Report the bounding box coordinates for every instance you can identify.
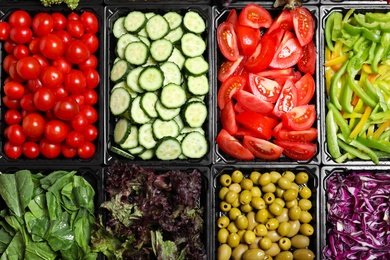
[255,208,269,224]
[254,223,268,237]
[283,189,298,201]
[278,237,291,251]
[235,215,249,230]
[231,244,248,260]
[218,244,232,260]
[227,222,239,233]
[246,211,258,231]
[229,208,242,221]
[237,230,246,243]
[291,183,299,190]
[262,183,276,193]
[240,190,252,205]
[259,172,271,186]
[275,251,293,260]
[282,170,295,182]
[270,171,282,183]
[300,223,314,236]
[231,170,244,183]
[232,198,240,208]
[242,249,266,260]
[218,228,229,243]
[240,203,253,213]
[292,249,315,260]
[286,199,298,209]
[298,199,312,211]
[265,243,281,257]
[276,208,289,223]
[288,205,302,220]
[277,177,292,190]
[243,230,256,245]
[251,186,262,197]
[299,211,313,223]
[259,237,273,250]
[265,230,282,242]
[227,232,240,248]
[220,201,231,212]
[263,192,276,204]
[291,234,310,249]
[266,218,279,231]
[240,178,254,190]
[299,186,312,199]
[277,221,291,237]
[275,187,285,198]
[220,174,232,187]
[264,255,273,260]
[287,220,301,238]
[269,202,283,216]
[225,190,239,204]
[251,197,266,210]
[274,198,285,208]
[229,183,242,194]
[295,171,309,184]
[219,187,229,200]
[250,171,261,184]
[217,215,230,228]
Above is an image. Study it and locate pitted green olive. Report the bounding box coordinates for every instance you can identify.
[254,224,268,237]
[220,174,232,186]
[288,206,302,220]
[231,170,244,183]
[217,215,230,228]
[228,232,240,248]
[298,199,312,211]
[277,177,292,190]
[277,221,291,237]
[282,170,295,182]
[251,197,266,210]
[235,215,249,230]
[291,234,310,248]
[242,248,266,260]
[218,228,229,243]
[263,192,275,204]
[264,230,282,242]
[219,187,229,200]
[275,251,293,260]
[262,183,276,193]
[276,208,289,223]
[275,187,285,198]
[232,198,240,208]
[251,186,262,198]
[269,202,283,216]
[264,255,273,260]
[218,244,232,260]
[240,178,254,190]
[244,230,256,245]
[295,171,309,184]
[291,182,299,190]
[250,171,261,184]
[229,208,241,221]
[270,171,282,183]
[225,190,238,204]
[259,237,273,250]
[240,190,252,205]
[220,201,231,212]
[265,243,281,257]
[231,244,248,260]
[247,211,258,231]
[283,189,298,201]
[274,198,285,208]
[299,186,312,199]
[287,220,301,237]
[229,183,242,194]
[278,237,291,251]
[237,230,246,243]
[228,222,239,233]
[299,211,313,223]
[300,223,314,236]
[259,172,271,186]
[255,208,269,224]
[286,199,298,209]
[240,203,253,213]
[266,218,279,231]
[292,249,315,260]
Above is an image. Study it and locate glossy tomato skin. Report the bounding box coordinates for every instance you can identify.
[273,79,298,118]
[236,25,260,56]
[82,124,98,141]
[51,13,67,31]
[55,30,72,47]
[67,20,84,38]
[291,7,315,47]
[281,104,316,131]
[53,97,80,121]
[81,105,98,124]
[2,95,21,110]
[71,112,89,132]
[22,112,45,138]
[32,13,54,37]
[77,141,95,159]
[216,129,254,160]
[79,12,99,34]
[78,54,98,71]
[4,81,25,99]
[52,56,72,74]
[295,73,315,106]
[274,139,316,161]
[4,109,22,125]
[33,88,56,111]
[235,111,274,140]
[218,75,246,110]
[81,33,99,53]
[267,10,293,35]
[83,68,99,89]
[44,120,68,143]
[220,100,238,135]
[236,90,274,115]
[243,136,284,160]
[28,38,41,54]
[22,141,40,159]
[16,56,42,80]
[61,143,77,158]
[65,40,90,64]
[83,89,98,105]
[9,26,32,45]
[8,10,31,28]
[269,37,303,69]
[39,34,65,60]
[3,54,17,74]
[4,141,22,159]
[217,22,239,61]
[66,130,85,148]
[20,94,38,112]
[244,33,277,73]
[39,137,61,159]
[13,44,29,59]
[0,21,10,40]
[218,55,244,83]
[64,69,87,94]
[7,124,27,145]
[298,40,316,75]
[238,4,272,29]
[273,126,318,142]
[40,66,64,89]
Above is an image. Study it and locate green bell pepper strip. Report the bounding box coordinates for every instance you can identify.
[366,12,390,23]
[341,79,354,114]
[368,42,377,65]
[354,13,380,30]
[343,23,363,36]
[326,109,342,159]
[337,136,371,160]
[379,129,390,140]
[343,8,355,23]
[327,102,352,142]
[363,78,379,103]
[380,32,390,59]
[356,136,390,153]
[349,139,379,164]
[362,28,381,43]
[330,60,348,110]
[325,12,343,51]
[371,44,385,73]
[352,36,367,54]
[335,152,351,163]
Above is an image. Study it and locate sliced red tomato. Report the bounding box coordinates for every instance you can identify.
[295,73,315,106]
[291,7,315,47]
[218,75,246,110]
[267,9,294,35]
[257,68,293,79]
[275,70,302,86]
[248,73,281,103]
[243,136,284,160]
[218,55,244,82]
[244,33,277,73]
[216,129,254,160]
[274,139,317,160]
[217,22,239,61]
[273,122,318,142]
[237,25,261,56]
[233,125,266,139]
[220,100,238,135]
[234,102,246,113]
[236,90,274,115]
[238,4,272,29]
[282,104,316,131]
[273,79,298,118]
[269,37,303,69]
[235,111,273,140]
[298,40,316,75]
[226,8,238,33]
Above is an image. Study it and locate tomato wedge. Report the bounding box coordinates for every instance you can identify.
[267,9,294,35]
[257,68,293,79]
[269,37,303,69]
[274,139,317,160]
[238,4,272,29]
[273,122,318,142]
[244,33,277,73]
[295,73,315,106]
[218,75,246,110]
[281,104,316,131]
[233,126,267,139]
[291,7,315,47]
[236,90,274,115]
[216,129,254,160]
[235,111,273,140]
[273,79,298,118]
[217,21,239,61]
[218,55,244,82]
[237,25,260,56]
[298,40,316,75]
[248,73,281,103]
[220,100,238,135]
[226,8,238,32]
[243,136,284,160]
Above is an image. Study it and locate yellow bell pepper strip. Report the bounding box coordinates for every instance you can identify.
[324,54,348,67]
[349,105,372,139]
[327,102,352,142]
[325,68,333,96]
[325,12,343,51]
[373,119,390,138]
[343,112,363,119]
[330,61,348,110]
[326,109,342,159]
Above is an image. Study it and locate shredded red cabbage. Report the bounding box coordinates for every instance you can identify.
[323,171,390,260]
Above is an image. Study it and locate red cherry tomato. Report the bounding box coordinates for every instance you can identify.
[61,143,77,158]
[8,62,25,82]
[53,85,69,99]
[32,13,54,37]
[65,40,90,64]
[83,89,98,105]
[3,141,22,159]
[3,54,17,74]
[20,93,38,112]
[33,88,56,111]
[16,56,42,80]
[70,93,85,107]
[13,44,29,59]
[71,112,89,132]
[51,12,67,31]
[7,124,27,145]
[81,105,98,124]
[28,38,41,54]
[55,29,72,47]
[53,96,80,121]
[78,54,98,71]
[64,69,87,94]
[44,119,68,143]
[81,32,99,53]
[67,12,79,21]
[79,11,99,34]
[9,26,32,45]
[52,56,72,74]
[40,66,64,88]
[27,78,43,93]
[83,68,99,89]
[8,10,31,28]
[66,20,84,38]
[22,141,40,159]
[39,137,61,159]
[77,141,95,159]
[0,21,10,41]
[4,109,22,125]
[66,130,85,148]
[4,40,16,53]
[32,54,49,70]
[39,33,65,60]
[4,81,25,99]
[22,112,45,138]
[2,95,21,109]
[82,124,98,141]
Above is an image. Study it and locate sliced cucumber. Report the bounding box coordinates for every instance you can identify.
[111,81,138,98]
[187,74,209,96]
[110,59,131,82]
[181,131,208,159]
[128,145,146,155]
[120,125,139,149]
[152,119,180,139]
[113,17,127,38]
[155,137,182,160]
[139,148,154,160]
[160,61,182,86]
[183,11,206,34]
[113,118,132,144]
[126,66,145,93]
[110,87,132,116]
[164,26,184,44]
[155,100,180,121]
[146,14,170,40]
[182,101,208,128]
[138,66,164,92]
[131,96,151,124]
[181,32,206,58]
[110,146,135,160]
[124,11,147,33]
[125,41,149,66]
[116,33,140,59]
[150,39,173,62]
[163,11,183,30]
[168,47,186,70]
[173,114,184,131]
[180,126,205,135]
[141,92,158,118]
[184,56,209,76]
[138,123,157,149]
[160,83,187,109]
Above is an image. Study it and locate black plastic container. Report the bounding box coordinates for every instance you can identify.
[212,4,321,165]
[98,164,211,259]
[0,5,105,166]
[1,0,104,6]
[320,166,390,259]
[320,5,390,166]
[321,0,388,4]
[105,0,210,4]
[211,164,320,259]
[104,5,213,166]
